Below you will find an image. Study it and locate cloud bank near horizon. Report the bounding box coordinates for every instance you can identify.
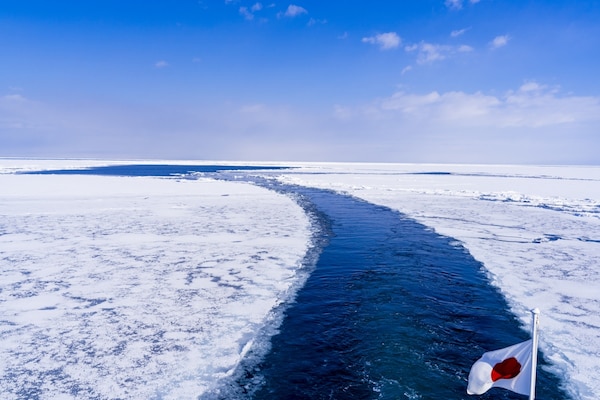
[2,80,599,164]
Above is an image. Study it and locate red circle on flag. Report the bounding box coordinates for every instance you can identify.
[491,357,522,381]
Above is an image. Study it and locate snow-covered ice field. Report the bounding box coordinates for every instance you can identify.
[0,160,311,398]
[1,159,599,399]
[275,162,600,400]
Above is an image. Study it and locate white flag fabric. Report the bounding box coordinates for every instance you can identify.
[467,339,533,396]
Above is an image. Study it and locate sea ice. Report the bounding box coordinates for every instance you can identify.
[0,165,311,399]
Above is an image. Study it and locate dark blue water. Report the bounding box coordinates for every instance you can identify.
[26,165,569,399]
[23,164,289,176]
[241,185,568,400]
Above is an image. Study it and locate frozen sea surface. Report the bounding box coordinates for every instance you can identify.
[2,160,599,399]
[274,163,600,400]
[0,162,311,399]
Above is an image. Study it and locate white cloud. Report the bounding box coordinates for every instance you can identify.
[1,94,27,103]
[380,90,501,121]
[405,42,449,64]
[362,32,401,50]
[490,35,510,49]
[239,3,265,20]
[519,82,546,93]
[327,82,600,163]
[155,60,169,68]
[280,4,308,18]
[404,41,472,64]
[419,43,448,62]
[451,27,470,37]
[445,0,463,10]
[445,0,480,10]
[239,6,253,20]
[401,65,413,75]
[366,83,600,128]
[3,84,599,164]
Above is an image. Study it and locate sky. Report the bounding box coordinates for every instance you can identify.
[1,0,600,164]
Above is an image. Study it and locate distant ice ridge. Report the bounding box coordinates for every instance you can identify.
[274,163,600,400]
[0,163,312,399]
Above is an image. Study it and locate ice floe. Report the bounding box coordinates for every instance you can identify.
[0,162,311,399]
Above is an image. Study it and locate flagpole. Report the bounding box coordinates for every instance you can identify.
[529,308,540,400]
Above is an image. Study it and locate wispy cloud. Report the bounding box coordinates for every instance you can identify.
[1,93,27,103]
[404,41,472,64]
[155,60,169,68]
[239,6,253,20]
[348,82,600,129]
[445,0,480,10]
[362,32,401,50]
[450,27,470,38]
[405,42,448,64]
[445,0,463,10]
[490,34,510,49]
[239,3,263,20]
[279,4,308,18]
[307,17,327,26]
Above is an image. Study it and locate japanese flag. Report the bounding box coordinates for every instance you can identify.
[467,339,533,396]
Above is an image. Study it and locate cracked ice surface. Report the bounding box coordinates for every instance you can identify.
[0,167,311,399]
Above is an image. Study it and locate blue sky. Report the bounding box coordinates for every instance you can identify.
[2,0,600,163]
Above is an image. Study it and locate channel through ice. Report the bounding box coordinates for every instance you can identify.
[1,160,599,400]
[274,162,600,400]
